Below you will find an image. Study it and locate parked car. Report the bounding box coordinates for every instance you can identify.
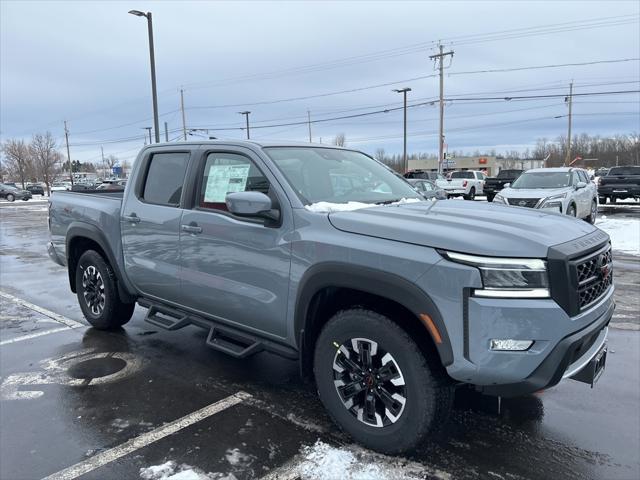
[407,178,447,200]
[50,182,72,192]
[443,170,485,200]
[49,141,613,454]
[26,183,45,196]
[0,183,32,201]
[96,180,126,190]
[403,170,448,188]
[483,169,524,202]
[597,166,640,203]
[494,167,598,223]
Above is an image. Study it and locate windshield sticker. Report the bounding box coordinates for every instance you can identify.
[204,164,250,202]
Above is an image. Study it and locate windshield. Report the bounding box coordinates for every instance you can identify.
[451,171,474,179]
[497,170,521,178]
[264,147,420,205]
[608,166,640,175]
[511,171,571,189]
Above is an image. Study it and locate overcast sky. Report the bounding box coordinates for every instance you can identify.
[1,0,639,164]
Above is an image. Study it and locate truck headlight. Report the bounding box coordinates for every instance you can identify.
[540,193,566,210]
[493,194,506,204]
[441,251,549,298]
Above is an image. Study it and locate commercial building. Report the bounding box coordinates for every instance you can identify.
[407,156,545,176]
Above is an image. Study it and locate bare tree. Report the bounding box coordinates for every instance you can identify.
[2,139,33,188]
[375,148,386,162]
[333,133,346,147]
[30,132,59,195]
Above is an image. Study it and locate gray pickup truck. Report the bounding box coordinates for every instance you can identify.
[48,141,613,453]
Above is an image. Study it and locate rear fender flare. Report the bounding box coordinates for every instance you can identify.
[65,222,135,302]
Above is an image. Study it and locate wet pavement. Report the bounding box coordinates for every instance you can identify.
[1,199,639,480]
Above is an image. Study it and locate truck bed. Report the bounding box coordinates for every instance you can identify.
[48,190,124,268]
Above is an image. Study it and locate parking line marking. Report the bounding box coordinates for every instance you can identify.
[0,291,85,329]
[0,327,72,346]
[42,391,252,480]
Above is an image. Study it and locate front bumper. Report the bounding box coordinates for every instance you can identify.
[442,283,614,397]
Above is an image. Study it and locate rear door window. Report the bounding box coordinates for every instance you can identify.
[142,152,190,206]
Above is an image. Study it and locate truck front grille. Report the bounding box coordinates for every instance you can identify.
[573,246,613,309]
[507,198,540,208]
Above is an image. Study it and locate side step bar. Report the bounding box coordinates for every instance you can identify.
[139,299,297,360]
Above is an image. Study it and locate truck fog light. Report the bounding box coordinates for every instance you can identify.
[490,339,533,351]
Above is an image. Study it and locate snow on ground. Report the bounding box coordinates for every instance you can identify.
[305,198,421,213]
[269,440,450,480]
[139,461,236,480]
[596,216,640,255]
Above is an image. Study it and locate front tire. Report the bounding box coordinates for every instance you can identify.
[464,187,476,201]
[314,309,452,454]
[6,193,15,202]
[486,193,495,202]
[75,250,134,329]
[567,203,577,217]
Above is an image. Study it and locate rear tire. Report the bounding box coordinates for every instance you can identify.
[75,250,134,329]
[486,193,495,202]
[464,187,476,201]
[586,199,597,224]
[6,193,15,202]
[314,309,453,454]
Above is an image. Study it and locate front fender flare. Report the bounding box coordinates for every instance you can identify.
[295,262,453,367]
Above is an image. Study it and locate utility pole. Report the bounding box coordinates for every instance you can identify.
[64,120,74,186]
[180,88,187,140]
[239,111,251,139]
[307,110,312,142]
[164,121,169,142]
[393,87,411,173]
[564,81,573,166]
[144,127,152,144]
[429,44,454,174]
[101,146,106,178]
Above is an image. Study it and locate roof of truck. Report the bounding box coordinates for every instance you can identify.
[525,167,578,173]
[141,140,350,149]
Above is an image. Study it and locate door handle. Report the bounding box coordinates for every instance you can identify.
[181,224,202,234]
[123,213,141,223]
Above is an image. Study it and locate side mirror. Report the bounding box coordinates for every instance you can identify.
[503,183,511,188]
[225,191,280,222]
[576,181,587,189]
[590,175,595,181]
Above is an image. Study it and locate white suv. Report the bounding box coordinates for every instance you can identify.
[494,167,598,223]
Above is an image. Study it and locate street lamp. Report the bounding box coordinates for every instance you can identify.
[239,111,251,139]
[129,9,160,143]
[393,87,411,173]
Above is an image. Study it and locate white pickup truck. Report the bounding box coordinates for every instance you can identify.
[443,170,485,200]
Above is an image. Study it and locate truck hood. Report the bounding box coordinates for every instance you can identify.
[327,200,597,257]
[499,186,572,199]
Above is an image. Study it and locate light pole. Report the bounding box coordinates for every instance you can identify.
[392,88,411,173]
[239,111,251,139]
[129,9,160,143]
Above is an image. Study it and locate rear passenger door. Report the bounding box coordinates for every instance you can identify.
[121,150,190,303]
[178,148,293,338]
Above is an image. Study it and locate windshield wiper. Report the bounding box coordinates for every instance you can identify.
[375,199,405,205]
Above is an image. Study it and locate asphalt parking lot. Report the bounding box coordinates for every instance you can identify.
[1,198,639,480]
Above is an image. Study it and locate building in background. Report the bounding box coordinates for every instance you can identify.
[407,156,545,176]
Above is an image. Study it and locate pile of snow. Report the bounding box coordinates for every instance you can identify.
[139,461,233,480]
[596,216,640,255]
[305,198,421,213]
[290,440,448,480]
